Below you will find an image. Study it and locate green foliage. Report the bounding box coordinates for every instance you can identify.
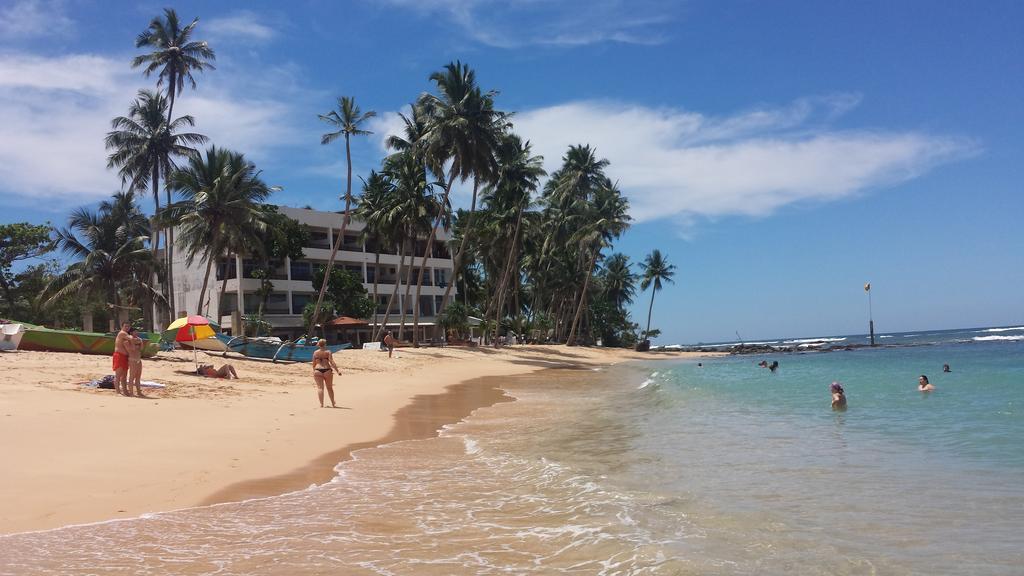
[302,299,333,330]
[241,314,273,337]
[311,266,375,320]
[259,207,308,262]
[437,300,471,339]
[132,8,216,113]
[0,222,54,316]
[45,191,161,328]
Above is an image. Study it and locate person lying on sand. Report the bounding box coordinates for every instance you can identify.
[198,364,238,379]
[830,381,847,411]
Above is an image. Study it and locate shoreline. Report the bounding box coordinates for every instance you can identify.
[198,377,513,507]
[0,345,716,535]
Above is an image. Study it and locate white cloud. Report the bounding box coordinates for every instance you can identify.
[0,51,307,206]
[512,98,977,224]
[0,0,74,40]
[205,11,277,43]
[380,0,676,48]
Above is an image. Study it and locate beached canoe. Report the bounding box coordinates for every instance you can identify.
[18,327,159,357]
[1,323,25,351]
[219,335,351,362]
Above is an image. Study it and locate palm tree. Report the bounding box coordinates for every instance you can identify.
[132,8,216,123]
[601,253,636,310]
[566,179,631,346]
[417,61,508,325]
[166,146,276,315]
[133,9,215,320]
[639,249,676,345]
[309,96,376,332]
[355,171,391,339]
[46,192,161,330]
[105,89,207,320]
[480,134,545,344]
[379,149,439,340]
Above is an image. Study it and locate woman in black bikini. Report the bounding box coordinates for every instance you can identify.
[312,340,341,407]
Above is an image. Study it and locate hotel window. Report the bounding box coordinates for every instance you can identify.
[265,292,290,314]
[290,261,312,281]
[419,296,434,316]
[291,293,312,315]
[308,231,331,250]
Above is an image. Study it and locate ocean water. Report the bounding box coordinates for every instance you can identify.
[1,327,1022,575]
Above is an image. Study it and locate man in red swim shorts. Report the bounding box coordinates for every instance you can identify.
[112,321,133,396]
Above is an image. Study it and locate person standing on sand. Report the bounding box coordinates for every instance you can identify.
[312,339,341,407]
[127,327,144,397]
[918,374,935,392]
[112,321,135,396]
[383,330,395,358]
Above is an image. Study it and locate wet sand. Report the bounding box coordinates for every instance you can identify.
[0,345,715,534]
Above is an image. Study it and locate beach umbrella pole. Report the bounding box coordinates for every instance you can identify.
[192,325,198,370]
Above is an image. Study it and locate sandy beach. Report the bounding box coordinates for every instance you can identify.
[0,345,710,535]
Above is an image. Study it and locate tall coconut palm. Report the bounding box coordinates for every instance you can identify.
[639,249,676,343]
[167,146,276,315]
[380,149,439,340]
[132,8,215,123]
[133,9,215,318]
[309,96,376,332]
[480,134,545,344]
[417,61,508,325]
[46,192,161,330]
[601,253,636,310]
[384,109,431,344]
[566,179,631,346]
[355,171,391,339]
[105,89,206,320]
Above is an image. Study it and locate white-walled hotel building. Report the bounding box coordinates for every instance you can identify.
[170,206,456,341]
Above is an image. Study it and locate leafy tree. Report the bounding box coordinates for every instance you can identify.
[45,191,161,330]
[259,207,309,263]
[105,88,206,319]
[311,266,375,320]
[639,249,676,343]
[167,146,276,314]
[0,223,54,316]
[309,96,376,332]
[437,300,472,340]
[132,8,216,122]
[418,61,509,324]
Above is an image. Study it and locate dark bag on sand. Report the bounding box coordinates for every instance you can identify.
[96,374,116,389]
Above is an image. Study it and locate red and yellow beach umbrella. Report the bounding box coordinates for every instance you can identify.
[164,315,215,369]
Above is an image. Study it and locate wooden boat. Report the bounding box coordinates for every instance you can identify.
[219,335,351,362]
[18,327,159,357]
[1,323,25,351]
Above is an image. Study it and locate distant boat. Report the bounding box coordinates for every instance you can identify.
[1,323,25,351]
[218,334,351,362]
[18,326,159,357]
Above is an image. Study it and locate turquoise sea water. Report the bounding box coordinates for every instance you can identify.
[1,328,1022,575]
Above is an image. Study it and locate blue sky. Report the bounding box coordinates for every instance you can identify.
[1,0,1021,343]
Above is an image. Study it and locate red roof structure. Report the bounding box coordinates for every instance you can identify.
[325,316,370,327]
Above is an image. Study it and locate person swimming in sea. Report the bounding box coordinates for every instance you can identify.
[918,374,935,392]
[830,381,847,411]
[943,363,951,373]
[768,360,779,373]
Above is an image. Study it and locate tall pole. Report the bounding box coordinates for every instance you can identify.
[865,282,875,346]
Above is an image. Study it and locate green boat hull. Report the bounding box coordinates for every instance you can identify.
[18,328,159,357]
